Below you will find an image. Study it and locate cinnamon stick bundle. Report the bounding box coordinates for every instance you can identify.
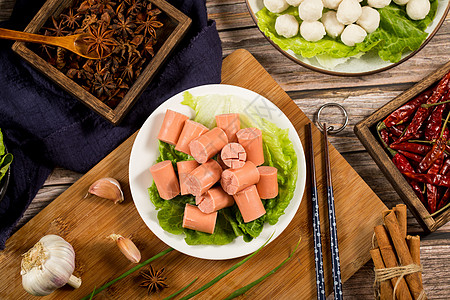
[384,211,424,299]
[374,225,413,300]
[370,248,394,300]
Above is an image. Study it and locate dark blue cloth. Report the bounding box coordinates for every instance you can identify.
[0,0,222,249]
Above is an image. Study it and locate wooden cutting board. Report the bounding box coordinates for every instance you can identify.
[0,49,387,299]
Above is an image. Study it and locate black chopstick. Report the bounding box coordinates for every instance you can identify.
[307,123,326,300]
[323,123,343,300]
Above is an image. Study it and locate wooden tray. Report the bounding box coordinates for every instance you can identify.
[355,61,450,232]
[0,49,387,299]
[12,0,191,125]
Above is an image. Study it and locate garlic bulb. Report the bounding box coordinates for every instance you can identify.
[21,235,81,296]
[87,177,124,204]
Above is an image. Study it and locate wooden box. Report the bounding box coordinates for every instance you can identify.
[355,61,450,232]
[11,0,191,125]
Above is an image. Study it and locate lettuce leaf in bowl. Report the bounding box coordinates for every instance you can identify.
[148,92,298,245]
[256,0,437,63]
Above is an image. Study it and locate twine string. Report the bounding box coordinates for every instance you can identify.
[373,264,426,300]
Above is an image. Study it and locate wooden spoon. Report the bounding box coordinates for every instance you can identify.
[0,28,112,59]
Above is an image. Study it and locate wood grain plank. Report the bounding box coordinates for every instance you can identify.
[1,49,387,299]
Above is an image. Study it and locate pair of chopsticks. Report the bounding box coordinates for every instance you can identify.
[307,123,343,300]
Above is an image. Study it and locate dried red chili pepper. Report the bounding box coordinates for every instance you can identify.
[409,179,425,205]
[392,152,415,173]
[394,72,450,144]
[390,142,431,155]
[426,158,443,213]
[425,104,446,141]
[402,172,450,187]
[440,158,450,175]
[438,190,450,210]
[398,150,423,163]
[380,128,390,146]
[389,124,406,138]
[417,138,446,173]
[378,90,431,130]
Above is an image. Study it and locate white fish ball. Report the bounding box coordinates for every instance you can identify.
[322,0,343,9]
[336,0,362,25]
[300,20,326,42]
[298,0,324,21]
[275,14,299,38]
[367,0,391,8]
[264,0,290,13]
[357,6,380,34]
[406,0,430,20]
[321,11,345,38]
[393,0,410,5]
[340,24,367,46]
[286,0,304,6]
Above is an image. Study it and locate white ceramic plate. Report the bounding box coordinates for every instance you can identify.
[129,84,306,260]
[246,0,450,75]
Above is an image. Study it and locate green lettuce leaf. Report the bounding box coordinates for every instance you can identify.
[256,1,437,63]
[0,129,12,182]
[149,92,298,245]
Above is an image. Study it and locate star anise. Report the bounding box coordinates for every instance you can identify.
[44,17,70,37]
[127,0,143,15]
[77,0,95,13]
[120,56,139,81]
[112,13,136,38]
[61,8,82,29]
[92,73,116,97]
[135,15,163,38]
[139,266,168,294]
[83,23,117,58]
[142,36,156,57]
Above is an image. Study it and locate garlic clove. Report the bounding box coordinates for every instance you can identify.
[87,177,124,204]
[109,234,141,263]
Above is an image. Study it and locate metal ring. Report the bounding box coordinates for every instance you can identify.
[316,103,348,134]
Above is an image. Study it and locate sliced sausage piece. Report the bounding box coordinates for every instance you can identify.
[157,110,189,145]
[256,166,278,199]
[189,127,228,163]
[221,161,260,195]
[215,113,240,142]
[177,160,199,195]
[150,160,180,200]
[182,203,217,234]
[198,186,235,214]
[221,143,247,169]
[233,185,266,223]
[175,120,209,155]
[236,127,264,166]
[185,159,222,196]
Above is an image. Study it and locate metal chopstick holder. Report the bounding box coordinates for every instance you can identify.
[323,123,343,300]
[307,123,326,300]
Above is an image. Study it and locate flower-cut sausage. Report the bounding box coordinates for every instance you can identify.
[221,161,260,195]
[182,203,217,234]
[256,166,278,199]
[215,113,240,142]
[177,160,199,195]
[185,159,222,196]
[149,160,180,200]
[236,127,264,166]
[197,186,235,214]
[175,120,209,155]
[233,185,266,223]
[221,143,247,169]
[189,127,228,163]
[157,109,189,145]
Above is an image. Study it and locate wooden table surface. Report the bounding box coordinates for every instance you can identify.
[12,1,450,299]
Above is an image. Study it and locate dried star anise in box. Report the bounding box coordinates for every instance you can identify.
[32,0,165,109]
